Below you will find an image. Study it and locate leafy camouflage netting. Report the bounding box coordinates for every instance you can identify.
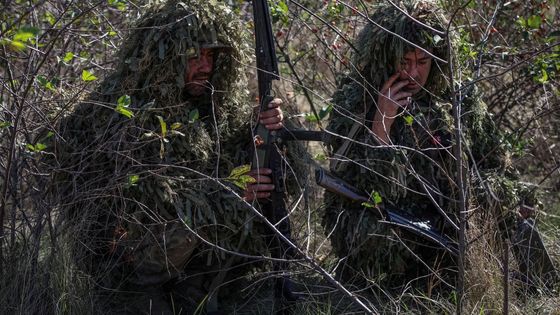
[43,0,308,293]
[323,0,526,288]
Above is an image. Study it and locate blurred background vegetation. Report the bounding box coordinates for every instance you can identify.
[1,0,558,313]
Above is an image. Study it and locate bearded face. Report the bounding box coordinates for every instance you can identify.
[184,48,215,96]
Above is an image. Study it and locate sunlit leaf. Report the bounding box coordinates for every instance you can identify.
[26,142,47,152]
[115,94,133,118]
[13,26,39,42]
[229,164,251,178]
[534,69,548,83]
[527,15,542,29]
[125,174,140,188]
[156,115,167,138]
[314,153,327,161]
[404,115,414,125]
[81,69,97,82]
[370,191,382,205]
[225,165,256,190]
[115,106,134,118]
[278,1,288,15]
[171,122,182,130]
[230,175,257,190]
[117,94,131,107]
[63,52,74,63]
[9,40,26,51]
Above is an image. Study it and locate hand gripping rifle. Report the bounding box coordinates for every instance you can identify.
[251,0,300,304]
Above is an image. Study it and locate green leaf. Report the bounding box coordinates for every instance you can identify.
[126,174,139,187]
[43,12,56,26]
[361,201,376,208]
[188,109,199,123]
[156,115,167,138]
[36,75,56,91]
[370,191,382,205]
[26,142,47,152]
[225,165,256,190]
[403,115,414,125]
[278,1,288,15]
[36,75,47,85]
[229,164,251,178]
[13,26,39,42]
[63,52,74,63]
[81,69,97,82]
[115,94,134,118]
[534,69,548,83]
[117,94,131,107]
[8,40,26,51]
[0,121,12,129]
[115,106,134,118]
[235,175,257,189]
[171,122,182,130]
[527,15,542,29]
[314,153,327,161]
[108,0,127,11]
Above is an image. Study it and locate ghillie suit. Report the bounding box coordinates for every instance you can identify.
[45,0,308,313]
[323,0,527,292]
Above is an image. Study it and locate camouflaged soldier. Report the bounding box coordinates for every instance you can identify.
[46,1,306,313]
[323,0,537,291]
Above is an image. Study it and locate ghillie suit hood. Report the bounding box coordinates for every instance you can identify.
[45,0,307,293]
[323,0,522,290]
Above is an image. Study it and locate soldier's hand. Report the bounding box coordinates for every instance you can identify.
[243,168,275,201]
[258,98,284,130]
[376,72,413,120]
[372,72,413,144]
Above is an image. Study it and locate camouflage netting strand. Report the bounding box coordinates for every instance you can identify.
[322,0,527,288]
[43,0,308,292]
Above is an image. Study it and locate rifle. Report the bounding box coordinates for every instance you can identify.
[251,0,300,304]
[316,167,560,289]
[315,167,459,257]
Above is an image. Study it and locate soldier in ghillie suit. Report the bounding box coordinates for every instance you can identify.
[45,0,307,313]
[323,0,555,293]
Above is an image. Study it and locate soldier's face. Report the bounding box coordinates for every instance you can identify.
[184,48,215,96]
[396,48,432,96]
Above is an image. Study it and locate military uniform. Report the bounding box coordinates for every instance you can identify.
[47,1,306,313]
[323,0,521,290]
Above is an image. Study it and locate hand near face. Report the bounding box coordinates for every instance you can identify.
[372,72,413,144]
[258,98,284,130]
[243,168,274,201]
[376,72,413,119]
